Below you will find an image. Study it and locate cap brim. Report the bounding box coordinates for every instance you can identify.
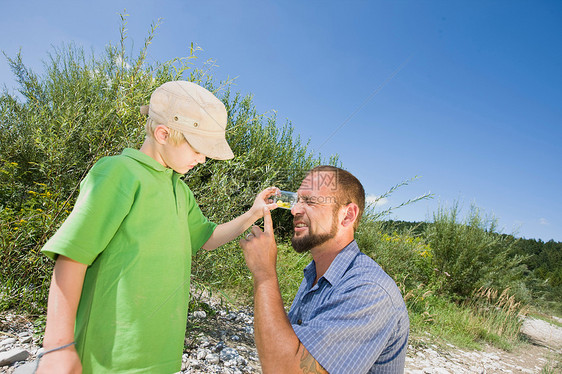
[184,133,234,160]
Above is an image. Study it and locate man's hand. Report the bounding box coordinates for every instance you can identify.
[240,207,278,281]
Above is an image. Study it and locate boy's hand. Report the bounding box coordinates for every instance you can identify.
[241,207,278,282]
[250,187,279,219]
[36,345,82,374]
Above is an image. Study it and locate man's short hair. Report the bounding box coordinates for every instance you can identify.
[307,165,365,231]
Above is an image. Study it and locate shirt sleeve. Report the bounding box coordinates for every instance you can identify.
[41,158,136,265]
[291,282,401,374]
[184,186,217,254]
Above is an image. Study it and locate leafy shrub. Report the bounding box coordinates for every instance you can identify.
[0,162,67,311]
[356,220,435,292]
[0,17,331,313]
[424,204,529,302]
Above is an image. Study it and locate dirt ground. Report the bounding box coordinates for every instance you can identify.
[405,317,562,373]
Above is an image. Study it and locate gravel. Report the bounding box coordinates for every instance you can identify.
[1,304,561,373]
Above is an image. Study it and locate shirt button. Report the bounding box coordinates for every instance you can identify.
[297,319,302,325]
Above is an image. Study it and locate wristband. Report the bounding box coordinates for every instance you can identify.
[32,342,76,373]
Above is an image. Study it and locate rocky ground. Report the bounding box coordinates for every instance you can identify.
[1,303,561,374]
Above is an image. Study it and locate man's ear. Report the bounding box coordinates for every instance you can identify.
[153,125,170,145]
[341,203,359,228]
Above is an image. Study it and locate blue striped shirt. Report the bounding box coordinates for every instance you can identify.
[288,240,409,373]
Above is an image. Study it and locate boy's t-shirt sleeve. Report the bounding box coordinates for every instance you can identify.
[184,186,217,254]
[41,158,135,264]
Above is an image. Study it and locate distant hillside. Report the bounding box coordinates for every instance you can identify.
[378,219,562,311]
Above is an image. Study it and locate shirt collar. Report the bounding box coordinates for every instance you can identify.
[122,148,169,173]
[303,240,360,287]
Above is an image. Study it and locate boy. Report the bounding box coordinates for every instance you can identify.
[36,81,278,373]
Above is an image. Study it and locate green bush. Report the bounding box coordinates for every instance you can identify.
[0,17,332,313]
[356,220,435,292]
[424,204,529,302]
[0,163,65,311]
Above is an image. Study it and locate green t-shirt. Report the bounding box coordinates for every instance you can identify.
[42,148,217,373]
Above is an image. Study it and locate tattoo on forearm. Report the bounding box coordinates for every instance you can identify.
[299,344,328,374]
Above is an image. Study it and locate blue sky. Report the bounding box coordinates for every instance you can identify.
[1,1,561,242]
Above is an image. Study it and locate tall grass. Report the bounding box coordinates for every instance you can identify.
[463,287,528,349]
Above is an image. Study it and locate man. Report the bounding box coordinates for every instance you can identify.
[241,165,409,374]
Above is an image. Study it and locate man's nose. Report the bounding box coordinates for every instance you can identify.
[291,201,304,216]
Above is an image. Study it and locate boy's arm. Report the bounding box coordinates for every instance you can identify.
[202,187,278,250]
[37,255,87,374]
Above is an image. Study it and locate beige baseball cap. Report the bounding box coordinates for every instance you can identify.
[141,81,234,160]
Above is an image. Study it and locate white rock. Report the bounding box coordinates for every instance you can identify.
[20,335,33,344]
[197,348,209,360]
[181,360,189,371]
[220,347,239,361]
[0,348,30,366]
[189,358,202,369]
[433,368,450,374]
[13,360,37,374]
[206,353,220,364]
[0,338,16,346]
[468,366,484,374]
[193,311,207,319]
[236,356,247,366]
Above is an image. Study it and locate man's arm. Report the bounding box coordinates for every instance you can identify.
[202,187,278,250]
[240,208,327,374]
[37,255,87,374]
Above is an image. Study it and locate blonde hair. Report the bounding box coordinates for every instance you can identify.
[145,118,185,145]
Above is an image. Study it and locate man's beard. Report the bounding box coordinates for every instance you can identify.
[291,211,339,253]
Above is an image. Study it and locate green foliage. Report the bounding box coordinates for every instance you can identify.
[356,220,435,292]
[0,16,330,313]
[513,238,562,313]
[0,19,188,313]
[541,351,562,374]
[357,202,548,350]
[382,218,562,314]
[0,161,68,312]
[193,240,311,308]
[400,282,528,351]
[424,204,529,302]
